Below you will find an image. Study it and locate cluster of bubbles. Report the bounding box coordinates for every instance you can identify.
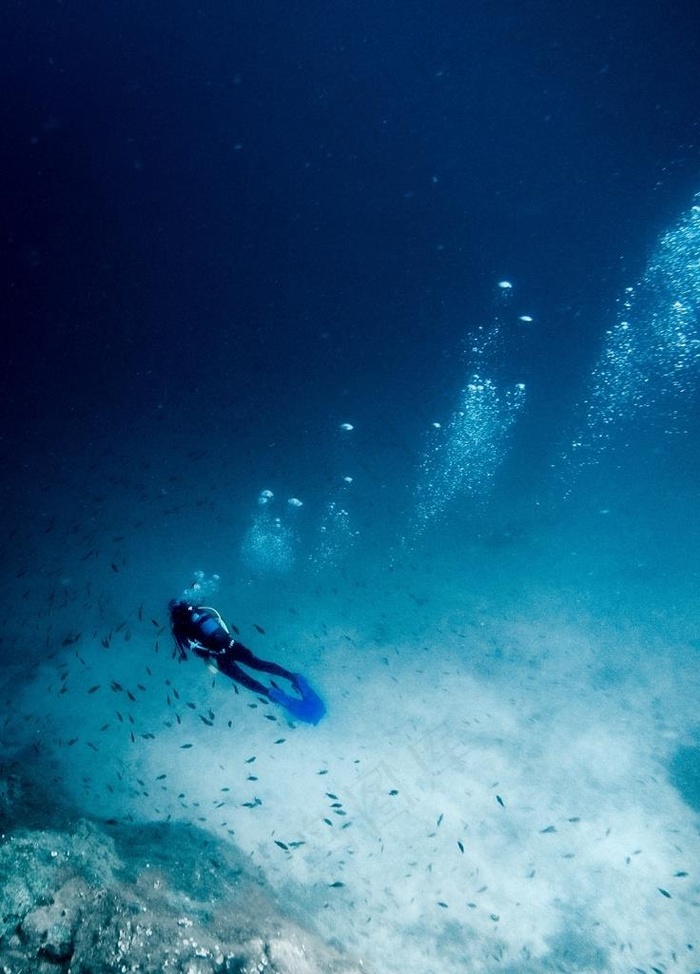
[240,423,359,575]
[232,198,698,564]
[181,570,221,602]
[566,198,700,475]
[240,490,304,574]
[311,481,359,571]
[415,292,527,527]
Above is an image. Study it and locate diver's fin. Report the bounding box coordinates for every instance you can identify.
[269,675,326,725]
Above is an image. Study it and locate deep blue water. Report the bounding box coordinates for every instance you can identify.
[2,2,700,972]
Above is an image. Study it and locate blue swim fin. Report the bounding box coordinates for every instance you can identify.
[269,675,326,725]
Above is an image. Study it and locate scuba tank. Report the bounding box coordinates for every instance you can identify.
[190,608,226,639]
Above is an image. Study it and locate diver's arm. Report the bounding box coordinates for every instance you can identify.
[173,633,191,660]
[190,640,224,661]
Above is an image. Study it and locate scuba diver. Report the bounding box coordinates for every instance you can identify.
[168,599,325,724]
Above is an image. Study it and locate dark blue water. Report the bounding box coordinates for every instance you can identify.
[2,2,699,972]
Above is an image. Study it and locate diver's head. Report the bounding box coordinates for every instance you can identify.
[169,599,194,627]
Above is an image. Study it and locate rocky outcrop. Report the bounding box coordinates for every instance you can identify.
[0,816,365,974]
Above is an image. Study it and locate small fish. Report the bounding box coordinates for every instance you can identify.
[326,792,338,800]
[253,623,266,634]
[111,563,119,572]
[328,881,345,888]
[437,901,448,908]
[180,743,193,749]
[111,681,124,692]
[245,756,256,764]
[658,887,672,898]
[437,813,444,827]
[674,870,688,877]
[156,774,167,780]
[323,818,333,826]
[274,738,286,744]
[540,825,557,834]
[274,840,289,850]
[458,841,465,854]
[87,685,101,694]
[389,789,398,796]
[317,769,329,775]
[496,795,505,807]
[200,715,214,726]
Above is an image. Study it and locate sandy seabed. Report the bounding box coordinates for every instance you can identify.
[2,425,699,973]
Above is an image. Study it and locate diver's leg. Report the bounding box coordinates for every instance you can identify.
[233,642,298,683]
[216,656,270,697]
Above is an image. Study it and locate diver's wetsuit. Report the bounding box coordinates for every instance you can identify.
[169,600,297,697]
